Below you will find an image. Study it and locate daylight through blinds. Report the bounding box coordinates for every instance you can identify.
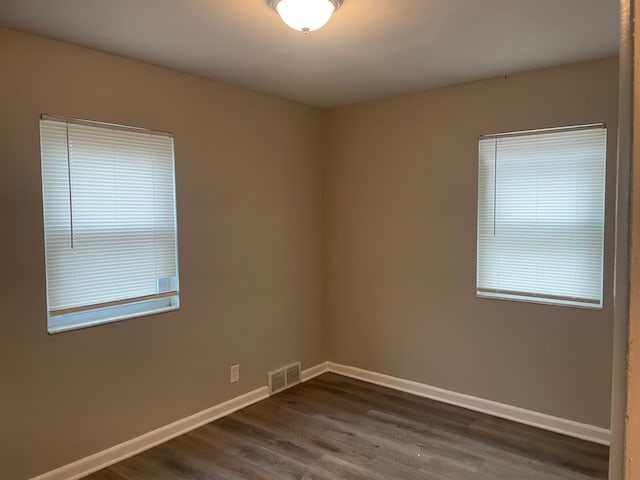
[40,117,179,330]
[476,126,606,308]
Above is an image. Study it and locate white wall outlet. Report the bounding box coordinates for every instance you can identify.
[230,364,240,383]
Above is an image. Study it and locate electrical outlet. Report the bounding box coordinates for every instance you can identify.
[230,365,240,383]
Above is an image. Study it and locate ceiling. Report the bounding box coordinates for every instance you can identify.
[0,0,620,107]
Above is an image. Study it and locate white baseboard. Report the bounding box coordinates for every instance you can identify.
[301,361,329,382]
[31,362,326,480]
[31,360,609,479]
[327,362,610,446]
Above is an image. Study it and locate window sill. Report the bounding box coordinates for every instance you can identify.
[477,290,602,310]
[48,296,180,334]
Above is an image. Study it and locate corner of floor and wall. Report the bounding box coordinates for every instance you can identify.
[1,26,619,480]
[0,27,327,480]
[322,56,618,436]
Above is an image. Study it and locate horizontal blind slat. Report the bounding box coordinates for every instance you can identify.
[476,127,606,307]
[41,119,179,315]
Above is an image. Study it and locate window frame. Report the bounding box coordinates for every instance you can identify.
[475,123,607,309]
[40,114,180,333]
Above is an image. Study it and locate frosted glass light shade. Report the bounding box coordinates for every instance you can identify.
[272,0,341,33]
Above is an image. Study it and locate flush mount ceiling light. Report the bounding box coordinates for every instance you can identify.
[268,0,344,33]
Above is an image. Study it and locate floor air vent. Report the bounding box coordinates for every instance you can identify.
[268,361,302,395]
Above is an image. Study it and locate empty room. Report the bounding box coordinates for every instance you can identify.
[1,1,637,479]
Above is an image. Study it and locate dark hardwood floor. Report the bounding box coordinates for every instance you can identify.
[83,373,609,480]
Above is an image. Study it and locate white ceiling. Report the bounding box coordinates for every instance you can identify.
[0,0,619,107]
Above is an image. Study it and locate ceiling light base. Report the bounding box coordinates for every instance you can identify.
[268,0,344,33]
[267,0,344,9]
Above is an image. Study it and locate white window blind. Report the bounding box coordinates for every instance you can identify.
[476,125,606,308]
[40,116,179,332]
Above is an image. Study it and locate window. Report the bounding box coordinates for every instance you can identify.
[40,116,180,333]
[476,124,606,308]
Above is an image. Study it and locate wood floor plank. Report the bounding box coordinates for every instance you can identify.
[83,373,609,480]
[83,470,128,480]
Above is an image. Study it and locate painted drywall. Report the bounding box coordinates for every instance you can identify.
[0,25,621,480]
[628,251,639,475]
[628,134,638,475]
[0,28,325,480]
[626,2,640,475]
[325,58,618,429]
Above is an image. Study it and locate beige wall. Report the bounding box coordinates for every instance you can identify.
[626,1,640,475]
[0,28,325,480]
[0,26,620,480]
[627,125,639,475]
[325,58,618,428]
